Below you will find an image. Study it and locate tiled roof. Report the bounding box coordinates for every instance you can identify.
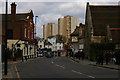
[47,36,54,39]
[89,5,120,36]
[44,40,52,45]
[89,5,120,42]
[1,13,29,21]
[56,39,64,43]
[70,26,80,36]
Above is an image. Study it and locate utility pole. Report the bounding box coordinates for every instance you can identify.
[4,0,8,75]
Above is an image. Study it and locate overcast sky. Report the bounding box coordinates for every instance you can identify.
[0,0,120,38]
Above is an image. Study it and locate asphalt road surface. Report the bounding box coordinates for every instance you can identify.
[15,57,119,78]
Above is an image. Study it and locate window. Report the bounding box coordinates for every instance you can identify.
[40,45,42,48]
[29,30,31,39]
[60,46,61,49]
[17,44,21,47]
[24,28,26,38]
[31,32,33,39]
[30,22,32,26]
[55,46,57,49]
[28,30,29,38]
[7,29,13,39]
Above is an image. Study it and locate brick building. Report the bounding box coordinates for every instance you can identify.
[0,2,35,60]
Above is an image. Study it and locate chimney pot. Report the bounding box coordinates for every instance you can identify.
[11,2,17,15]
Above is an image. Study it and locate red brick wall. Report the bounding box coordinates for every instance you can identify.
[1,15,35,45]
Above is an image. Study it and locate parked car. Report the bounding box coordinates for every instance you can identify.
[37,50,43,57]
[45,51,54,58]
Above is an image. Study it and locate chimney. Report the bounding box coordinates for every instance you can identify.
[11,2,16,15]
[79,23,82,26]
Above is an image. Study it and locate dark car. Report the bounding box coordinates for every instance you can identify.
[45,51,53,58]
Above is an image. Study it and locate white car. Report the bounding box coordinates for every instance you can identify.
[38,53,43,57]
[37,51,43,57]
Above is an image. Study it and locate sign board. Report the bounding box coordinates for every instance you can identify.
[72,36,78,42]
[79,44,84,49]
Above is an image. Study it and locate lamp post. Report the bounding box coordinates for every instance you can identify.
[34,16,38,39]
[4,0,8,75]
[34,16,38,58]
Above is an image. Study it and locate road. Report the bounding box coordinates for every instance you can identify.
[15,56,119,78]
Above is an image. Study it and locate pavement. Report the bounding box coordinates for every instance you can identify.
[2,58,37,79]
[70,57,120,70]
[1,61,21,79]
[1,56,120,79]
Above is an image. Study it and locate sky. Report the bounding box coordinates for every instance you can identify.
[0,0,120,38]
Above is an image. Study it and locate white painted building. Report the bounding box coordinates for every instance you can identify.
[48,36,56,51]
[44,40,52,49]
[38,38,44,49]
[47,36,64,51]
[7,40,35,57]
[56,41,64,50]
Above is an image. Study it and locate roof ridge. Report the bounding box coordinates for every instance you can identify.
[89,5,120,7]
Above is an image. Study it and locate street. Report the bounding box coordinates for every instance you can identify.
[14,57,119,78]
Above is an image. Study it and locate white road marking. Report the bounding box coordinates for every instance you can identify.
[51,61,54,64]
[87,75,95,78]
[71,70,95,78]
[14,65,21,80]
[55,64,65,69]
[54,57,58,59]
[51,57,58,64]
[72,70,82,74]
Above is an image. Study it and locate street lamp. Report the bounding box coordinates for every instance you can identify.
[34,16,38,39]
[4,0,8,75]
[34,16,38,58]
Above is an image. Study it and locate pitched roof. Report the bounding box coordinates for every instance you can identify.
[56,39,64,43]
[87,5,120,43]
[70,26,80,36]
[44,40,52,45]
[47,35,64,43]
[89,5,120,36]
[16,13,29,21]
[1,9,34,22]
[1,13,30,22]
[47,36,54,39]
